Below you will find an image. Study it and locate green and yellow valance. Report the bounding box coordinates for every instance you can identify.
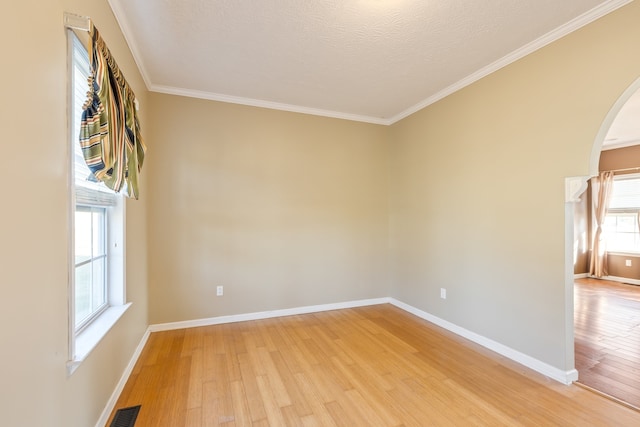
[79,25,146,199]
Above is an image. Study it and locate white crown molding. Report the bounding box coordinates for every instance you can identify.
[107,0,154,90]
[388,0,634,124]
[150,84,392,126]
[107,0,632,126]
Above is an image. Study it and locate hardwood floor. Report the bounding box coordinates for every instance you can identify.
[574,277,640,410]
[108,304,640,426]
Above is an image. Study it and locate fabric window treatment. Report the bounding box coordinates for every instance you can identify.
[79,25,146,199]
[589,171,615,278]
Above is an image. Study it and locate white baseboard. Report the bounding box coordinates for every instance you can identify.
[388,298,578,385]
[602,275,640,286]
[149,297,391,332]
[574,273,589,279]
[95,328,151,427]
[98,294,578,425]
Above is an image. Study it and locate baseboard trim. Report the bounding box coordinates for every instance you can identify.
[99,294,578,425]
[574,273,589,279]
[149,297,392,332]
[388,298,578,385]
[94,328,151,427]
[601,275,640,286]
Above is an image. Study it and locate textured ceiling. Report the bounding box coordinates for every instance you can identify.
[108,0,632,125]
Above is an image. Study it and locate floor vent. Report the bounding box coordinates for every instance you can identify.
[110,405,141,427]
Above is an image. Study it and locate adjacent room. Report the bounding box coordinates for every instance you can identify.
[3,1,640,426]
[573,92,640,409]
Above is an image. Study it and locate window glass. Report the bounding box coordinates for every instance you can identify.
[603,175,640,253]
[70,33,123,334]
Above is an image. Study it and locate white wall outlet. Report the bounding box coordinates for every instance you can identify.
[626,259,632,267]
[440,288,447,299]
[216,285,224,296]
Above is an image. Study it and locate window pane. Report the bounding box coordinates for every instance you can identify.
[92,209,106,257]
[75,209,92,264]
[603,213,640,253]
[609,178,640,210]
[617,215,637,233]
[75,263,92,326]
[92,257,106,311]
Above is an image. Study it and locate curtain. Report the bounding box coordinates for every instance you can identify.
[589,171,614,278]
[79,25,146,199]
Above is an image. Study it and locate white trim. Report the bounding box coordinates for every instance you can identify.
[599,275,640,286]
[106,0,631,126]
[63,12,91,32]
[148,85,391,125]
[590,76,640,176]
[147,297,576,384]
[66,27,77,367]
[67,303,132,376]
[574,273,589,279]
[607,251,640,257]
[94,328,151,427]
[106,0,154,90]
[565,176,589,203]
[149,297,391,332]
[389,298,579,385]
[97,295,581,425]
[389,0,633,125]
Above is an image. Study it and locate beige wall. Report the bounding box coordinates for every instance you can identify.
[147,94,391,324]
[3,0,640,425]
[388,1,640,369]
[0,1,148,426]
[600,144,640,172]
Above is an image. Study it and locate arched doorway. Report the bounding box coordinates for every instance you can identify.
[566,77,640,406]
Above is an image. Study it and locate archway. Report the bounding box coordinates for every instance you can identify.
[565,76,640,392]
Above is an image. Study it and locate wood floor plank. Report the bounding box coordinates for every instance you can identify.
[575,278,640,409]
[107,304,640,426]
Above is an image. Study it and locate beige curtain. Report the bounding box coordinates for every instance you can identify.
[589,171,615,277]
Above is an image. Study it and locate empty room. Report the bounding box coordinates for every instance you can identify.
[3,0,640,426]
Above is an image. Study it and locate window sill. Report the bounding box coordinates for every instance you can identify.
[67,303,131,376]
[607,251,640,257]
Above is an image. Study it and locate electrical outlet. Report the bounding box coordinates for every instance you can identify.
[626,259,632,267]
[216,285,224,296]
[440,288,447,299]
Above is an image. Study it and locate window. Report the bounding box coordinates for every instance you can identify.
[68,32,128,373]
[74,205,107,329]
[602,174,640,253]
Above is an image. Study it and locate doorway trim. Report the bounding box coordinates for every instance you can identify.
[565,76,640,382]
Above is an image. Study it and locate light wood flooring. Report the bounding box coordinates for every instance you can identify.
[108,304,640,426]
[574,277,640,410]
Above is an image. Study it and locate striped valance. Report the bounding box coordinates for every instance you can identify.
[79,24,146,199]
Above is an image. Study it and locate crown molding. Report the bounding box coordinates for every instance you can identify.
[388,0,634,124]
[150,84,392,125]
[107,0,153,90]
[108,0,633,126]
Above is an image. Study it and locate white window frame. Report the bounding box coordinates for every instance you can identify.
[67,30,130,376]
[602,173,640,255]
[74,204,109,332]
